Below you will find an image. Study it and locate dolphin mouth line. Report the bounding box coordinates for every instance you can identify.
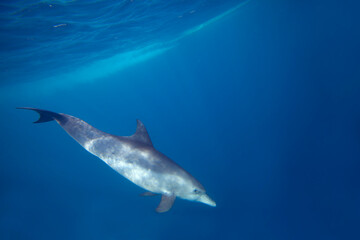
[200,194,216,207]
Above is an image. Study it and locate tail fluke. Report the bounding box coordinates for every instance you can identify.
[16,107,64,123]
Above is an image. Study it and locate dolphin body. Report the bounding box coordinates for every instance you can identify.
[18,107,216,212]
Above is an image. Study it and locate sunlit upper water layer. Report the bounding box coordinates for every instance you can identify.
[0,0,243,86]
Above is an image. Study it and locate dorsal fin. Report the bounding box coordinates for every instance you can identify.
[128,120,153,146]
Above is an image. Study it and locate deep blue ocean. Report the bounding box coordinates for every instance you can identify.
[1,0,359,239]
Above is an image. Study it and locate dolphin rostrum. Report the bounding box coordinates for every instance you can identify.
[18,107,216,212]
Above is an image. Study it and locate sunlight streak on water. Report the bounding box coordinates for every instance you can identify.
[0,1,247,101]
[0,44,171,100]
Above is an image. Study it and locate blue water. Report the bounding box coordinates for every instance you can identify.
[0,0,240,85]
[1,0,360,239]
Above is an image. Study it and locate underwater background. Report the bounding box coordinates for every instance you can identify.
[1,0,359,239]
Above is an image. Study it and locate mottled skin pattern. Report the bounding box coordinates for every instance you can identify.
[19,108,216,212]
[59,114,202,197]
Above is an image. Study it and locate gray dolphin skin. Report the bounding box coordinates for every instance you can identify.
[17,107,216,213]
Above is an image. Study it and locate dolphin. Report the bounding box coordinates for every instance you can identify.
[17,107,216,212]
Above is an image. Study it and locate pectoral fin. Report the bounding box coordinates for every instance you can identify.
[156,194,176,213]
[140,191,157,197]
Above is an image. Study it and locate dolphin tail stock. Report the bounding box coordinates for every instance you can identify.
[16,107,65,123]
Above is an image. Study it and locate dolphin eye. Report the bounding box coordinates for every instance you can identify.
[193,189,201,194]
